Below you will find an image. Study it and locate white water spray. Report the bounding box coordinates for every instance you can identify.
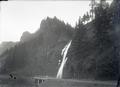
[57,40,72,79]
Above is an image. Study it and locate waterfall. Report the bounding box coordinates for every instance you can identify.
[56,40,72,79]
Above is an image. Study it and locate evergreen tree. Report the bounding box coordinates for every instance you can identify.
[81,12,90,24]
[89,0,97,20]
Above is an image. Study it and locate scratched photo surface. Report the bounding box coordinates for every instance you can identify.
[0,0,120,87]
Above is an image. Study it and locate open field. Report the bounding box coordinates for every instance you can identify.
[0,76,117,87]
[39,78,117,87]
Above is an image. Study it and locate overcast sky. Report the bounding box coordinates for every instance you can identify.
[0,1,112,43]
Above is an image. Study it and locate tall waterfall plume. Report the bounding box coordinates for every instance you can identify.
[56,40,72,79]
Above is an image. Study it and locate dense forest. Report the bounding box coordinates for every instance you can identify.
[0,0,120,81]
[63,0,120,80]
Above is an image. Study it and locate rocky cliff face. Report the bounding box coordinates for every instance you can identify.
[0,17,73,77]
[20,31,32,42]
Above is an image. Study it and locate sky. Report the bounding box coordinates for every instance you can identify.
[0,1,112,43]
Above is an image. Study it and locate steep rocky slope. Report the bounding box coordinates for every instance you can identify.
[0,17,73,77]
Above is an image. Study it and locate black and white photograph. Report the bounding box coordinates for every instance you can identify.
[0,0,120,87]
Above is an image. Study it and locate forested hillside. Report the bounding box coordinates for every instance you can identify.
[63,0,120,80]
